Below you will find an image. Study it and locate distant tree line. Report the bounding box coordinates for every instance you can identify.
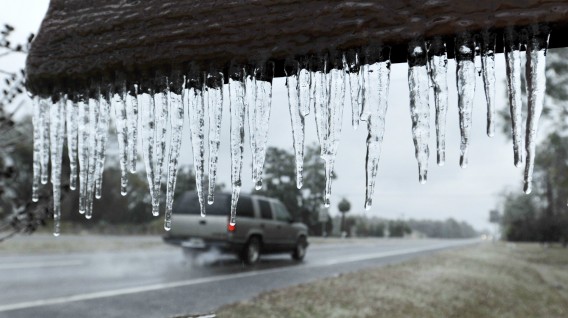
[407,218,478,238]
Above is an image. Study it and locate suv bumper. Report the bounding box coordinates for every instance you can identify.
[162,236,244,253]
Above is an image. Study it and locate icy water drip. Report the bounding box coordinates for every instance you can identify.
[481,32,496,138]
[504,29,524,167]
[49,97,65,236]
[164,91,184,230]
[285,61,305,190]
[206,72,224,204]
[428,38,448,166]
[66,100,79,190]
[364,58,390,209]
[229,70,246,226]
[523,27,550,194]
[313,55,345,207]
[408,42,430,183]
[29,25,555,235]
[455,34,476,168]
[246,64,274,191]
[112,90,129,196]
[187,77,206,217]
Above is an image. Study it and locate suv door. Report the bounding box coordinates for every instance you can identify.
[272,201,296,248]
[256,198,278,250]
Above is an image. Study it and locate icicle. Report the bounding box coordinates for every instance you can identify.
[408,42,430,183]
[39,98,50,185]
[187,73,206,217]
[164,76,184,231]
[455,33,476,168]
[77,98,89,214]
[228,67,246,226]
[112,86,129,196]
[153,78,169,214]
[31,97,41,202]
[345,50,362,129]
[298,59,311,117]
[127,85,139,173]
[85,95,100,219]
[313,53,345,207]
[49,96,66,236]
[246,63,274,190]
[94,92,110,200]
[66,100,79,190]
[428,38,448,166]
[481,31,496,138]
[140,89,158,216]
[363,48,390,209]
[504,29,524,167]
[359,62,371,121]
[206,72,224,204]
[523,25,550,194]
[285,61,305,189]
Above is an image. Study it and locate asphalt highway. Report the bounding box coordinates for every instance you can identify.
[0,237,478,318]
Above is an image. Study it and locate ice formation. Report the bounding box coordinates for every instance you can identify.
[28,25,551,235]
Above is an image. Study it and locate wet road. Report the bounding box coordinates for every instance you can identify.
[0,238,478,317]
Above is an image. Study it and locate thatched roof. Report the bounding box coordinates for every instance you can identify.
[26,0,568,96]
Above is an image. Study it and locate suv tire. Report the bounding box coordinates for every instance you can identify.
[291,236,307,261]
[241,236,261,265]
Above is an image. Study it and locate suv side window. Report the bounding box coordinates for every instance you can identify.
[236,196,254,218]
[258,200,273,220]
[274,203,291,222]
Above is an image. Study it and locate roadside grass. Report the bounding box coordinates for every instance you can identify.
[216,243,568,318]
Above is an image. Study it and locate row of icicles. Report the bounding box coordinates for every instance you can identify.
[31,26,550,236]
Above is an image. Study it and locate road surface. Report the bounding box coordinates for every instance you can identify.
[0,237,478,317]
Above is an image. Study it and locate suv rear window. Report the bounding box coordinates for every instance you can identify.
[258,200,273,220]
[236,196,254,218]
[173,192,230,216]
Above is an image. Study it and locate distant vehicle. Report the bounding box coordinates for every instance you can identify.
[163,191,309,265]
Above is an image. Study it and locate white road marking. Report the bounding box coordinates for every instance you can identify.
[0,260,84,270]
[0,240,478,313]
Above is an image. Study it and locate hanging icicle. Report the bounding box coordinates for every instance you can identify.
[345,50,362,130]
[85,93,100,219]
[228,65,246,227]
[205,71,224,204]
[298,58,311,118]
[187,72,207,217]
[164,74,185,230]
[127,85,139,173]
[313,53,345,207]
[363,47,390,209]
[140,88,159,216]
[66,99,79,190]
[428,38,448,166]
[408,41,430,183]
[39,98,50,185]
[246,62,274,190]
[112,85,129,196]
[94,91,110,200]
[49,96,66,236]
[523,25,550,194]
[153,77,170,213]
[285,60,306,190]
[504,28,524,167]
[481,30,497,138]
[455,33,476,168]
[31,97,41,202]
[77,97,89,214]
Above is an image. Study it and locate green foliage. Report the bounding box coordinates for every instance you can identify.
[388,220,412,237]
[407,218,478,238]
[337,198,351,213]
[254,143,334,235]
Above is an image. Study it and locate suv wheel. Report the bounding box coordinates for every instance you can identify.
[241,236,261,265]
[291,237,307,261]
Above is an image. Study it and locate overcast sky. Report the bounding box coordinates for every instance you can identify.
[2,1,532,230]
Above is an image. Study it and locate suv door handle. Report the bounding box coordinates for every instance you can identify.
[260,223,265,228]
[199,220,207,225]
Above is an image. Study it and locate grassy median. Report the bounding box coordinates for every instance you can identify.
[217,243,568,318]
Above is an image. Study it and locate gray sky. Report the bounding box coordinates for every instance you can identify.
[2,1,529,230]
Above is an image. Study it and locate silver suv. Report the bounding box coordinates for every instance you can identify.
[163,191,309,264]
